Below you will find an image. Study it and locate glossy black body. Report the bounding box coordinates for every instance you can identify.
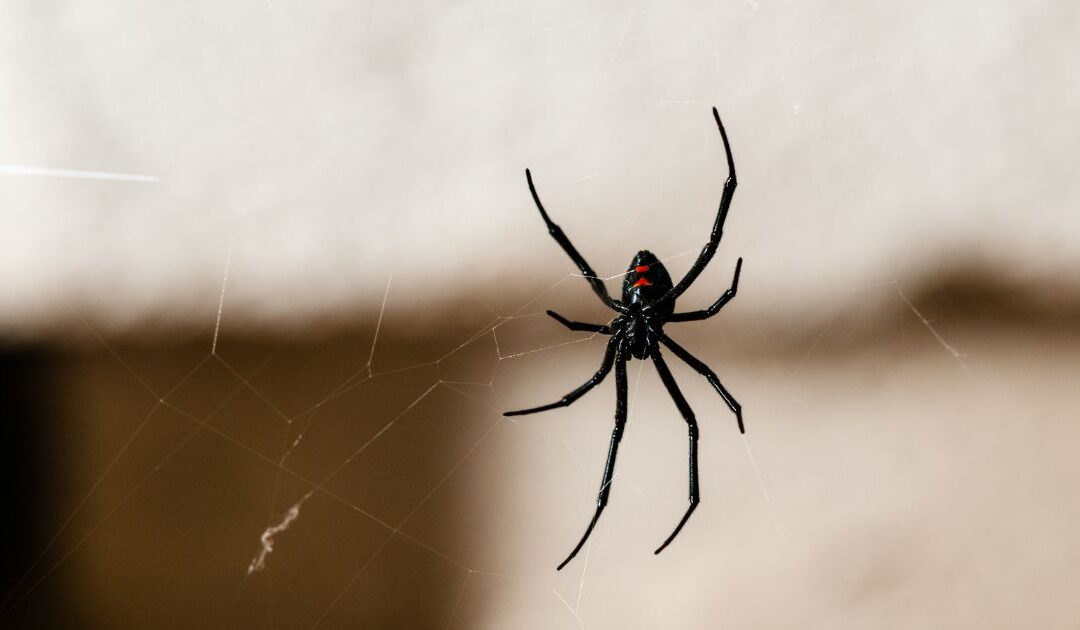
[505,108,745,571]
[619,250,673,359]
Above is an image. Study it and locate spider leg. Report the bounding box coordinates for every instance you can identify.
[525,169,627,313]
[503,333,620,417]
[649,344,700,554]
[649,107,737,311]
[547,310,611,334]
[557,347,628,570]
[660,334,743,434]
[667,258,742,323]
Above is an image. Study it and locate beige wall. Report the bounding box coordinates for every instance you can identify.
[2,1,1078,628]
[2,0,1078,335]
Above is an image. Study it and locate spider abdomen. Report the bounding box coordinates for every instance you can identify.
[621,250,675,317]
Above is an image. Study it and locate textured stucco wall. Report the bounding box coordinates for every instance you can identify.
[2,0,1078,338]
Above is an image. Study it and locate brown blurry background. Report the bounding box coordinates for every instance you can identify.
[2,1,1079,628]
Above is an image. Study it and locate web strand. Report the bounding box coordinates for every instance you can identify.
[5,251,975,627]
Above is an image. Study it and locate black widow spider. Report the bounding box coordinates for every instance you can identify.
[504,107,744,571]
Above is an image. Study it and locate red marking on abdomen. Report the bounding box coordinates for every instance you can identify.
[635,265,650,273]
[633,277,651,287]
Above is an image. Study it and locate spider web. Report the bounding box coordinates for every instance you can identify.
[0,217,1003,629]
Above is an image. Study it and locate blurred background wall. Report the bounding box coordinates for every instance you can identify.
[2,1,1078,628]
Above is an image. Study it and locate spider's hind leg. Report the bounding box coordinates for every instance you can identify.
[525,169,626,313]
[650,345,700,555]
[666,257,742,323]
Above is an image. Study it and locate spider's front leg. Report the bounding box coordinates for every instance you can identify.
[660,333,743,434]
[557,346,628,571]
[650,343,701,554]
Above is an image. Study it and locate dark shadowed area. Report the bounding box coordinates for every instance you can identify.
[3,267,1079,628]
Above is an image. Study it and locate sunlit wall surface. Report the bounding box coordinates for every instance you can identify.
[1,1,1078,627]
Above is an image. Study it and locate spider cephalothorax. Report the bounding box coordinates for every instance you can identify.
[505,107,745,570]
